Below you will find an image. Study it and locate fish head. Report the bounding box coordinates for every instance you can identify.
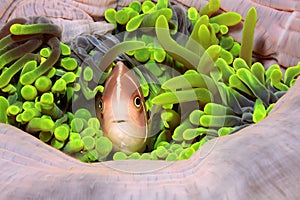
[96,61,148,154]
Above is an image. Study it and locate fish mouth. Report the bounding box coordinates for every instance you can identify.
[111,120,126,123]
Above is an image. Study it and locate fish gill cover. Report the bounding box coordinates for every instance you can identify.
[0,0,299,162]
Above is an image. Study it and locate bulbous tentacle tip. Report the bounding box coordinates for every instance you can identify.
[0,18,27,38]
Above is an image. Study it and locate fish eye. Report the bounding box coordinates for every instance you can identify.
[134,96,141,108]
[98,99,104,113]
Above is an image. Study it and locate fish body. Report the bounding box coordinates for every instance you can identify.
[96,61,148,154]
